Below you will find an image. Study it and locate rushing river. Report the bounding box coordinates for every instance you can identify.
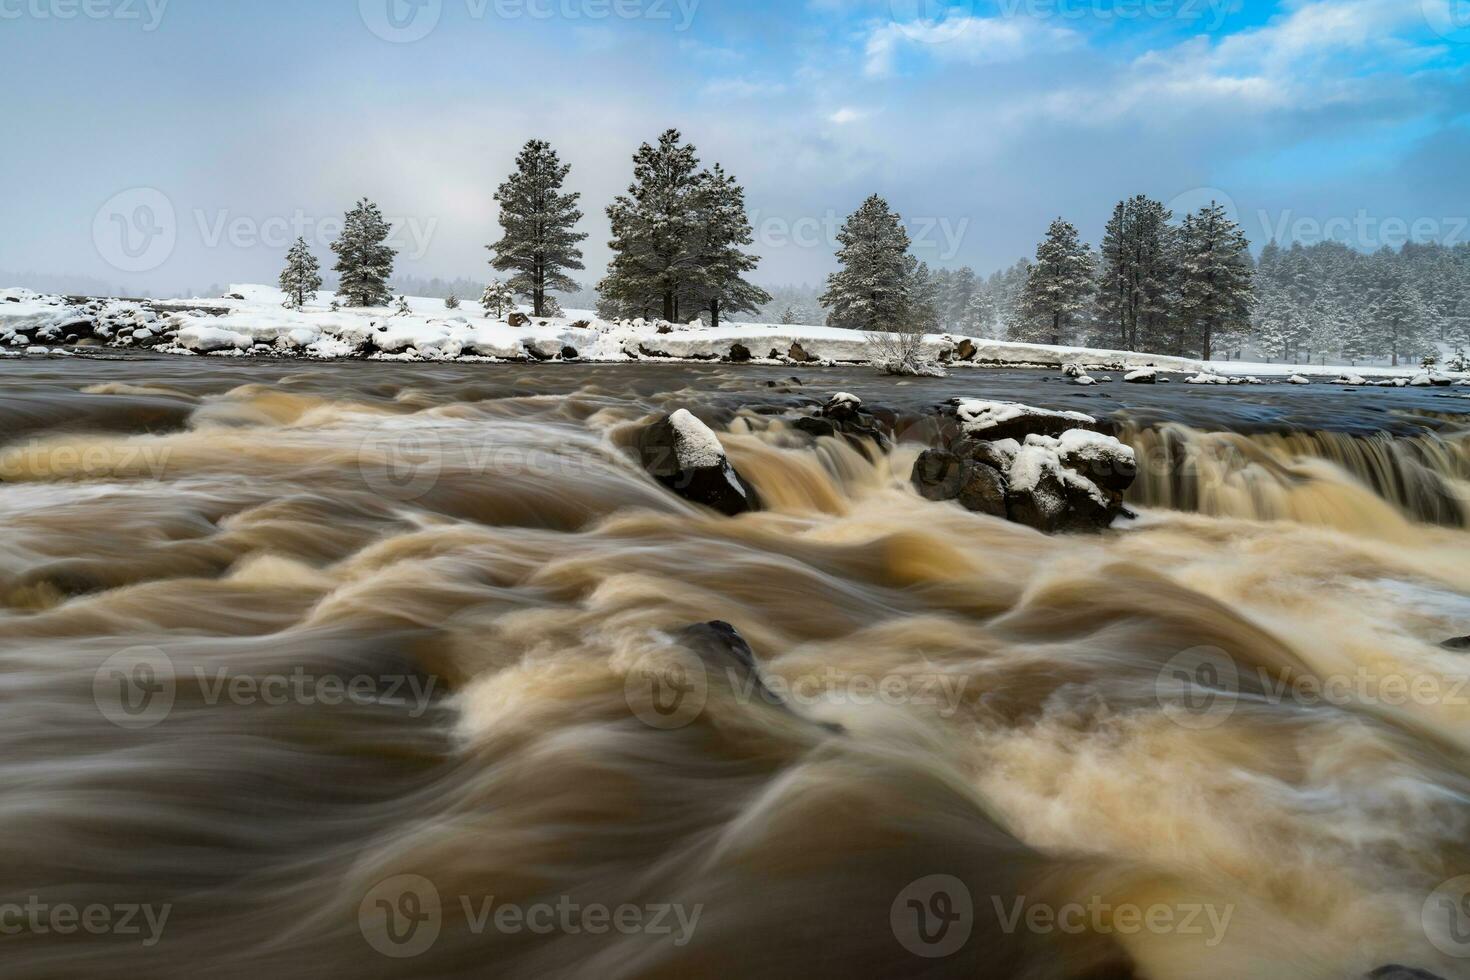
[1,357,1469,979]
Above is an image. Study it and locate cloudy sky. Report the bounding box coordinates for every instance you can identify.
[2,0,1468,296]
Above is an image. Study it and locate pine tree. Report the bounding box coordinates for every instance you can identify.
[481,280,517,318]
[489,139,588,318]
[1176,203,1253,361]
[1372,281,1430,367]
[278,237,321,309]
[1095,196,1175,351]
[682,164,770,328]
[820,195,913,331]
[906,259,943,333]
[331,198,397,308]
[1012,218,1094,346]
[600,129,706,322]
[944,266,978,331]
[445,293,460,310]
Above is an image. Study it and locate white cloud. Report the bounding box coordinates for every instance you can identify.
[828,106,868,124]
[864,15,1081,78]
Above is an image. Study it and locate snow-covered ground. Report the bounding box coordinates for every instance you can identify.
[2,284,1467,385]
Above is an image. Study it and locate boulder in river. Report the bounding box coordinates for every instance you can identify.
[1440,636,1470,651]
[945,398,1101,443]
[1124,368,1157,384]
[1364,967,1447,979]
[918,401,1135,533]
[636,410,761,516]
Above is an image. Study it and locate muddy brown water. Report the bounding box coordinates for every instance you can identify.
[0,357,1468,979]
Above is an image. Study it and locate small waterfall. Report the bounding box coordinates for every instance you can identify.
[1122,422,1470,529]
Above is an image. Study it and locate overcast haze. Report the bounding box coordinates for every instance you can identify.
[3,0,1469,297]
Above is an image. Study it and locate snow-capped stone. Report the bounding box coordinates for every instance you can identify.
[948,399,1098,442]
[1074,375,1097,385]
[1288,375,1311,385]
[635,410,761,516]
[1124,369,1157,384]
[1410,372,1453,387]
[1185,373,1229,385]
[1337,374,1368,385]
[920,401,1133,533]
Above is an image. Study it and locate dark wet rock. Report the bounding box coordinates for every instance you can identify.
[794,416,840,439]
[560,346,579,360]
[506,312,530,327]
[636,410,761,517]
[788,341,818,363]
[570,319,591,330]
[957,461,1008,517]
[678,621,844,734]
[727,342,752,363]
[1440,636,1470,651]
[955,338,977,361]
[912,449,969,501]
[1365,967,1447,980]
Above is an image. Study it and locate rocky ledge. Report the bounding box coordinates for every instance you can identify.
[912,398,1137,533]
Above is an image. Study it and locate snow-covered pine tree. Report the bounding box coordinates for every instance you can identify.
[906,259,943,333]
[683,164,770,328]
[944,266,978,332]
[278,237,322,309]
[489,139,588,318]
[821,195,913,331]
[331,198,397,308]
[393,295,411,316]
[1095,196,1175,351]
[599,130,706,322]
[1371,281,1431,367]
[481,280,517,318]
[1176,203,1253,361]
[1012,218,1093,346]
[445,293,460,309]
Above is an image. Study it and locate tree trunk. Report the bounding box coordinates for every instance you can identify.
[663,292,675,322]
[710,299,720,330]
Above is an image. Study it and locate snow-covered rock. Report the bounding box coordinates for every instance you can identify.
[917,401,1134,533]
[635,410,761,516]
[1185,373,1230,385]
[1124,368,1157,384]
[948,399,1099,442]
[1337,374,1368,386]
[1073,375,1098,386]
[1288,375,1311,385]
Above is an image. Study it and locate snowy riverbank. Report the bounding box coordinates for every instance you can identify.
[2,284,1466,385]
